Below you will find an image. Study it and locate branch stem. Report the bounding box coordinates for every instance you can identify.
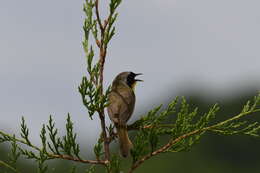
[98,111,110,160]
[127,124,175,131]
[50,154,108,165]
[0,131,40,152]
[95,0,104,32]
[94,0,110,161]
[0,160,19,173]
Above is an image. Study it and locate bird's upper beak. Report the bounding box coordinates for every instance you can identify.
[134,73,143,82]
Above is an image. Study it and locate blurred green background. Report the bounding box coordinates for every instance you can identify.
[1,89,260,173]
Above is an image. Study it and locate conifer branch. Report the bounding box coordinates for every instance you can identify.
[81,0,122,163]
[0,160,19,173]
[129,103,260,173]
[128,123,175,131]
[0,130,41,152]
[94,0,104,33]
[0,127,107,166]
[50,154,108,165]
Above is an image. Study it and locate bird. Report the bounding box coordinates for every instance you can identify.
[107,71,142,157]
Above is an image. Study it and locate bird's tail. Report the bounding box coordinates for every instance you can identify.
[116,125,132,157]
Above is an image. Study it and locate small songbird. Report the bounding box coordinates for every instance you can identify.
[107,71,142,157]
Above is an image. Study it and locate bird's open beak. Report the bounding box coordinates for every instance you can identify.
[134,73,143,82]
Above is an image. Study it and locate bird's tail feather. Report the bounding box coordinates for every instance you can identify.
[117,125,132,157]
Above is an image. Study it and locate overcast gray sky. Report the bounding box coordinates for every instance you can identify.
[1,0,260,147]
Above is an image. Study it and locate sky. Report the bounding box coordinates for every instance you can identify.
[0,0,260,148]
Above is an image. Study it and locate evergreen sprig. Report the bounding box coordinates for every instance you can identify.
[20,117,31,146]
[60,114,80,157]
[8,135,20,168]
[94,136,104,160]
[0,160,19,173]
[128,93,260,173]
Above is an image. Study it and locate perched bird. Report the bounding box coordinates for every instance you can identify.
[107,71,142,157]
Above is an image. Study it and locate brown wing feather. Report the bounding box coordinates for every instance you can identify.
[107,92,121,124]
[108,86,135,125]
[116,87,135,123]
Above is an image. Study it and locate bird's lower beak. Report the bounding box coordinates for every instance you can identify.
[134,73,143,82]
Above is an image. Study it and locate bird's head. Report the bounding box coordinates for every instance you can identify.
[113,71,143,89]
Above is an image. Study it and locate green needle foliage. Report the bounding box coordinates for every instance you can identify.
[0,0,260,173]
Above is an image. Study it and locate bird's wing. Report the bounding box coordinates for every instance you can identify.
[107,88,135,124]
[107,91,121,124]
[116,87,136,123]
